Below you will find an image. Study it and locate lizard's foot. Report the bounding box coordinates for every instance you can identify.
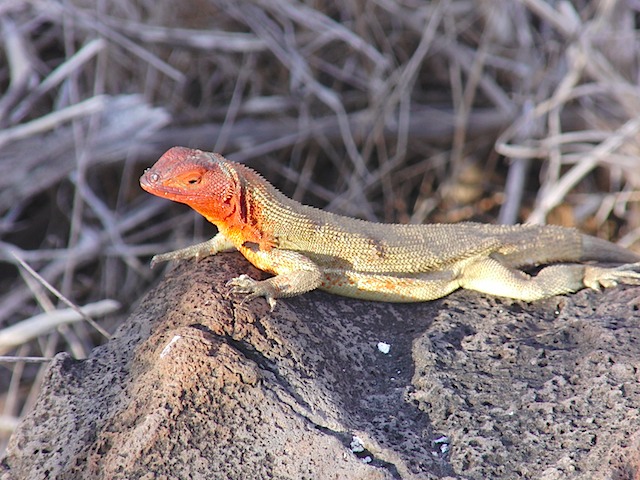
[150,233,236,268]
[584,262,640,291]
[151,244,212,268]
[226,274,278,311]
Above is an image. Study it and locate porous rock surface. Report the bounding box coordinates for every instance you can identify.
[2,253,640,479]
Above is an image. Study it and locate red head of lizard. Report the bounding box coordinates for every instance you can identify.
[140,146,276,251]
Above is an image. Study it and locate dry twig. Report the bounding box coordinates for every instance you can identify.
[1,0,639,453]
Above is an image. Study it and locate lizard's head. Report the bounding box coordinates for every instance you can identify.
[140,146,241,223]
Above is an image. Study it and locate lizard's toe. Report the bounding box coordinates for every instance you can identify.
[584,264,640,291]
[149,255,162,269]
[226,274,258,293]
[226,275,278,310]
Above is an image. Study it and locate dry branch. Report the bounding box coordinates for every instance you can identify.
[0,299,119,355]
[1,0,640,456]
[0,95,169,212]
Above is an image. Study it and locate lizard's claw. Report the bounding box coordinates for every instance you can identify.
[226,274,277,311]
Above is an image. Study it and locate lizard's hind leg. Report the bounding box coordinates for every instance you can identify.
[459,257,591,301]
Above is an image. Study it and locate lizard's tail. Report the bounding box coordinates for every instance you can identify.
[581,235,640,263]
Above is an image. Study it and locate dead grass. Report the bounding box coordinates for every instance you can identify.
[1,0,640,454]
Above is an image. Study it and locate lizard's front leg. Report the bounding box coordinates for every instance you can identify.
[151,232,236,268]
[227,248,322,310]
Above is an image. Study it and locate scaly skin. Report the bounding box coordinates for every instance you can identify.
[140,147,640,309]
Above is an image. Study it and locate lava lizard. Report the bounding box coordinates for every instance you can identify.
[140,146,640,310]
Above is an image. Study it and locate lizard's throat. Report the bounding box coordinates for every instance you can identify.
[191,201,239,228]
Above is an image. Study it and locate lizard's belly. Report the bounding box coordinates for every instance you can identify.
[319,269,459,302]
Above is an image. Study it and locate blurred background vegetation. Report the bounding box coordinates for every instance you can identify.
[1,0,639,453]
